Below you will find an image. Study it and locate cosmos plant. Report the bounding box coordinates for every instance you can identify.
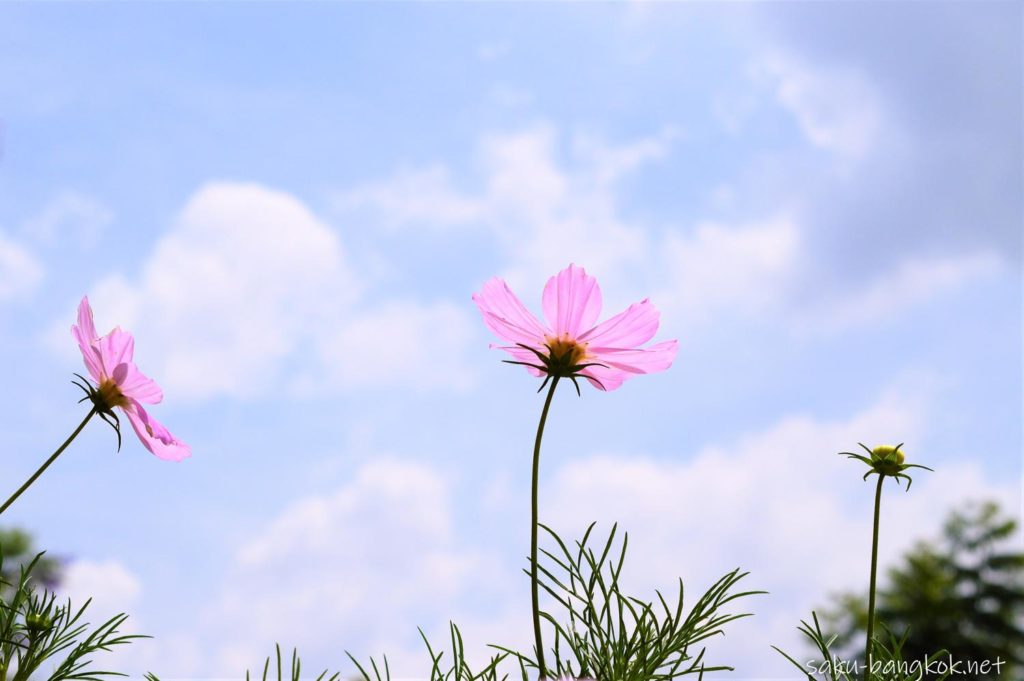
[474,264,678,675]
[773,444,938,681]
[0,297,188,516]
[841,444,933,680]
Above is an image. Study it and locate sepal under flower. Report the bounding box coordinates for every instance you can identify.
[502,341,610,395]
[71,373,125,451]
[840,442,933,490]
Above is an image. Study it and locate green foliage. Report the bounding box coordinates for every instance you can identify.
[351,624,508,681]
[0,529,62,593]
[245,644,340,681]
[499,523,760,680]
[0,551,143,681]
[233,524,755,681]
[822,500,1024,677]
[419,624,508,681]
[773,612,951,681]
[230,624,507,681]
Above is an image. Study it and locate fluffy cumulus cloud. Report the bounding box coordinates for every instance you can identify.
[121,382,1019,678]
[476,125,657,288]
[57,559,204,675]
[657,215,800,326]
[200,459,502,676]
[333,124,669,292]
[314,300,477,392]
[544,387,1019,676]
[331,122,1001,340]
[79,181,477,400]
[653,212,1002,334]
[59,558,142,620]
[88,181,357,400]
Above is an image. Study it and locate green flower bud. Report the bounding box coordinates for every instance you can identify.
[25,612,52,633]
[871,445,905,476]
[871,445,905,464]
[843,442,932,490]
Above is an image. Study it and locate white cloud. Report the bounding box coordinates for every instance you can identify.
[21,191,113,247]
[657,216,1001,336]
[658,215,800,326]
[331,124,674,290]
[478,125,667,287]
[59,559,142,625]
[57,560,206,676]
[313,300,477,392]
[203,459,492,675]
[62,166,997,405]
[74,181,475,401]
[755,52,883,160]
[332,165,484,231]
[328,122,999,343]
[544,387,1018,677]
[0,232,44,302]
[88,181,358,400]
[88,385,1017,678]
[805,252,1002,333]
[570,127,679,187]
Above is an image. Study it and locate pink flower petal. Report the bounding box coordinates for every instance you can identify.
[541,264,602,338]
[112,363,164,405]
[71,297,103,382]
[122,401,191,462]
[589,340,679,376]
[476,265,679,392]
[95,328,135,380]
[578,298,660,348]
[578,363,630,391]
[473,277,550,346]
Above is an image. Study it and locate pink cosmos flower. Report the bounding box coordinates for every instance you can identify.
[473,264,678,391]
[71,296,190,461]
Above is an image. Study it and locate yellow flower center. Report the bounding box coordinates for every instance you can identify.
[96,379,129,411]
[545,334,589,367]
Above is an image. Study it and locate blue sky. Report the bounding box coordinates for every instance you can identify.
[0,2,1020,678]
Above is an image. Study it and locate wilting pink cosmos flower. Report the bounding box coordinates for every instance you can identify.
[473,264,678,391]
[71,296,190,461]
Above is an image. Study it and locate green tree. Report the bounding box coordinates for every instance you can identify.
[0,528,61,594]
[823,500,1024,679]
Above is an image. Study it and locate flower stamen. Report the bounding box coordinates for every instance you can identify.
[96,379,130,411]
[544,334,589,367]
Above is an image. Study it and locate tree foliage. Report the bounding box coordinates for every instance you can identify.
[823,500,1024,678]
[0,529,61,594]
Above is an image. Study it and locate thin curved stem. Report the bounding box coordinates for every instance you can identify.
[0,408,97,516]
[864,474,885,681]
[530,375,560,679]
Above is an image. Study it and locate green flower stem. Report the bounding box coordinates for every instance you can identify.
[531,375,560,679]
[0,408,96,516]
[864,473,885,681]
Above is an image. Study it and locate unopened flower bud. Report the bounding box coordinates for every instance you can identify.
[871,445,905,464]
[870,445,905,476]
[25,612,51,632]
